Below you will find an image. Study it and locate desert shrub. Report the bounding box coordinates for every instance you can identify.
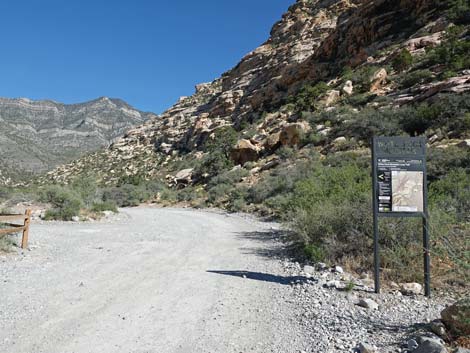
[348,65,380,92]
[399,69,434,88]
[39,185,82,221]
[399,103,441,135]
[430,168,470,222]
[203,126,238,156]
[0,234,15,252]
[276,146,297,160]
[345,93,376,107]
[117,174,146,187]
[90,201,118,213]
[332,107,403,143]
[288,81,329,112]
[71,176,98,207]
[102,184,150,207]
[446,0,470,24]
[195,151,234,179]
[428,146,470,180]
[207,183,232,203]
[247,160,317,206]
[176,186,204,203]
[208,168,248,188]
[426,26,470,71]
[392,48,413,72]
[303,243,327,262]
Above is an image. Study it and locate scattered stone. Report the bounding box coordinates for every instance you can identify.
[356,298,379,310]
[333,136,347,145]
[323,90,341,106]
[316,262,327,271]
[408,338,419,351]
[71,216,80,222]
[454,348,470,353]
[430,320,448,338]
[441,298,470,337]
[303,265,316,275]
[357,342,376,353]
[413,339,447,353]
[175,168,194,184]
[370,68,388,92]
[400,282,422,296]
[230,139,260,165]
[342,80,353,95]
[334,265,344,274]
[279,122,311,147]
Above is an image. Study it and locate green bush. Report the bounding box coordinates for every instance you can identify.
[208,168,248,188]
[39,185,82,221]
[426,26,470,71]
[288,81,329,112]
[392,49,413,72]
[446,0,470,24]
[91,201,118,213]
[399,69,434,88]
[428,146,470,181]
[71,176,98,207]
[303,244,326,262]
[430,169,470,222]
[102,184,150,207]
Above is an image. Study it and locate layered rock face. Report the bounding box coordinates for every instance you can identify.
[0,97,154,180]
[40,0,468,185]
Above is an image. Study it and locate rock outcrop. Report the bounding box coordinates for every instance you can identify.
[36,0,469,187]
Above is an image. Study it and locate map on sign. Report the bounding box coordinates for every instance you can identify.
[391,171,424,212]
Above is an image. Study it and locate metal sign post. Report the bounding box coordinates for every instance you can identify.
[371,136,430,297]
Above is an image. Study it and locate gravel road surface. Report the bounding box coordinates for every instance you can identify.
[0,208,307,353]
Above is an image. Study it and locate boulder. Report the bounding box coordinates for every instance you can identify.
[454,348,470,353]
[370,68,388,92]
[342,80,354,95]
[303,265,316,275]
[357,342,376,353]
[230,139,260,165]
[441,298,470,337]
[430,320,448,338]
[323,90,341,106]
[279,122,310,147]
[356,298,379,310]
[264,131,281,150]
[414,338,448,353]
[175,168,194,185]
[400,282,422,296]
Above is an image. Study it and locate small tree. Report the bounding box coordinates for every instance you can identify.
[392,49,413,72]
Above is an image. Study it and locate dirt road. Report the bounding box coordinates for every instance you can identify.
[0,208,306,353]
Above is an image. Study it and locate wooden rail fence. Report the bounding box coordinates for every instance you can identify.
[0,209,31,249]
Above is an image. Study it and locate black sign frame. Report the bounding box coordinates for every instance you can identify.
[371,136,430,297]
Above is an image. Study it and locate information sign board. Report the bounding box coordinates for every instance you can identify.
[371,136,430,297]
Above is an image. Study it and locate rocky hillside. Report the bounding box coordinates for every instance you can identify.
[0,97,155,184]
[40,0,470,187]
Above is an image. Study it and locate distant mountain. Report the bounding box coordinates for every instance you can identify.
[0,97,156,182]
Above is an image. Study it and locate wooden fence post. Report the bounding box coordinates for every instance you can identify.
[21,209,31,249]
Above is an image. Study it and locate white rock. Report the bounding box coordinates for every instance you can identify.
[342,80,353,95]
[71,216,80,222]
[356,298,379,310]
[400,282,423,296]
[334,265,344,273]
[357,342,376,353]
[303,265,316,275]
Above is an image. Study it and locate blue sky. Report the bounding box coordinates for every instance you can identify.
[0,0,294,113]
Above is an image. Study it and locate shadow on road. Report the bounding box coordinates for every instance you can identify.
[207,270,309,285]
[235,229,299,260]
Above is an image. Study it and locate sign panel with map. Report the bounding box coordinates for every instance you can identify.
[371,136,430,297]
[372,137,427,216]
